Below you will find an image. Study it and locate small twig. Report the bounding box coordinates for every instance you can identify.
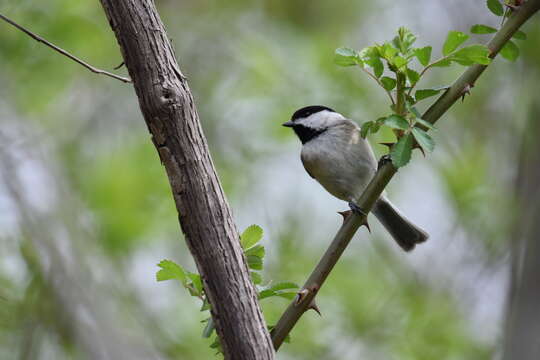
[407,56,451,97]
[271,0,540,350]
[113,61,125,70]
[0,13,131,83]
[360,67,396,106]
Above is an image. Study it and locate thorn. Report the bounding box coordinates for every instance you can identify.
[294,289,309,306]
[505,3,521,11]
[113,61,125,70]
[413,143,426,157]
[461,83,473,102]
[379,142,395,149]
[362,218,371,233]
[338,210,353,223]
[308,299,321,316]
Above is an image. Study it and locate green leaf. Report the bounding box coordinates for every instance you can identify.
[393,56,408,69]
[405,94,416,107]
[209,336,222,353]
[360,121,373,138]
[380,76,396,91]
[258,289,276,300]
[414,46,432,67]
[360,46,384,78]
[250,271,263,285]
[274,291,298,300]
[487,0,504,16]
[259,282,299,300]
[240,225,263,249]
[500,41,520,61]
[391,133,413,168]
[451,45,491,65]
[267,282,299,291]
[156,260,187,284]
[188,272,203,295]
[359,46,379,59]
[381,42,398,60]
[513,30,527,40]
[200,298,211,311]
[247,255,263,270]
[406,68,420,85]
[384,115,409,130]
[432,58,452,67]
[202,317,215,338]
[393,27,417,54]
[470,24,497,34]
[245,244,265,259]
[334,47,361,66]
[371,57,384,77]
[443,31,469,56]
[415,88,442,101]
[375,116,387,125]
[370,122,381,134]
[412,127,435,153]
[415,118,437,130]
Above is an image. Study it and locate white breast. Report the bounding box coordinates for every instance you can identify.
[301,121,377,202]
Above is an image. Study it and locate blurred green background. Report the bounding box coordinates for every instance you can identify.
[1,1,539,359]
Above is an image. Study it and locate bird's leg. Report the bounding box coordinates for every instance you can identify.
[378,154,392,170]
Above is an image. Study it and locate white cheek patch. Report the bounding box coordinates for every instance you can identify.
[297,111,345,130]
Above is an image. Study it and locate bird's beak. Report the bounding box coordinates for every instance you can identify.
[282,121,294,127]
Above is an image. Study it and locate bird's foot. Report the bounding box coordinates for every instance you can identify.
[378,154,392,170]
[348,201,367,216]
[348,202,371,231]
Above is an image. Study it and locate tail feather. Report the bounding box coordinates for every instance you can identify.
[372,198,428,251]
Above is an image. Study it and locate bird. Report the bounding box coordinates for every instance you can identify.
[283,105,428,251]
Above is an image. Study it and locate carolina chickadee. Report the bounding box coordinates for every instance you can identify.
[283,105,428,251]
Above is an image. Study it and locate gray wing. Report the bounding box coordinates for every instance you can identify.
[300,154,316,178]
[336,119,378,170]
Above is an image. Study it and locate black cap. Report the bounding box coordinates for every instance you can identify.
[290,105,335,121]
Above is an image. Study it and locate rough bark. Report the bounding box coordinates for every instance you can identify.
[98,1,274,359]
[503,103,540,360]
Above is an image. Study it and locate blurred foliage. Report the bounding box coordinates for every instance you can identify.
[1,0,539,359]
[78,139,175,255]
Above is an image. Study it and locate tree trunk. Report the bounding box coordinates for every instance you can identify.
[98,1,274,359]
[503,103,540,360]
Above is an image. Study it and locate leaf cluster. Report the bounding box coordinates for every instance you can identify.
[471,0,527,62]
[156,225,298,354]
[334,22,499,168]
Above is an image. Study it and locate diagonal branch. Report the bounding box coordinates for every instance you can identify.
[271,0,540,350]
[0,13,131,83]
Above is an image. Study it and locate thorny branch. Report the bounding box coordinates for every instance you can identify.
[271,0,540,350]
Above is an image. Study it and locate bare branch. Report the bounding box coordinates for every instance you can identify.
[271,0,540,350]
[0,13,131,83]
